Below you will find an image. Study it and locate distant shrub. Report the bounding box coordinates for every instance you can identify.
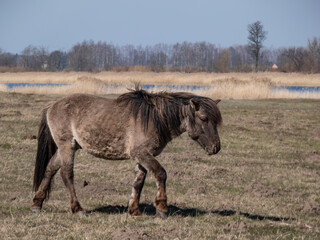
[110,66,130,72]
[0,66,30,73]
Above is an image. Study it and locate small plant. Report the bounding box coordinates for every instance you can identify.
[1,143,11,149]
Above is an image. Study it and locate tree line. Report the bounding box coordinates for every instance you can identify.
[1,35,319,73]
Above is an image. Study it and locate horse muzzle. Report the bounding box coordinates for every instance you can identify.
[205,145,220,155]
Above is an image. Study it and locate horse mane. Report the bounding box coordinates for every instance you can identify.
[115,87,222,144]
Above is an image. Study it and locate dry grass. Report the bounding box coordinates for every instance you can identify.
[0,71,320,86]
[0,92,319,239]
[0,72,320,99]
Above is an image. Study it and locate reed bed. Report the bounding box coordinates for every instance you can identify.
[0,72,319,99]
[1,71,320,86]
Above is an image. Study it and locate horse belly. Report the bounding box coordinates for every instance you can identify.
[86,147,130,160]
[73,125,131,160]
[79,136,130,160]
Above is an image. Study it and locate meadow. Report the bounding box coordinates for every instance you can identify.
[0,72,320,239]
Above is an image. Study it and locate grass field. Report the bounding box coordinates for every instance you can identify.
[0,91,319,239]
[0,72,320,99]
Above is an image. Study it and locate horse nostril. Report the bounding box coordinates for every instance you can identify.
[215,145,220,154]
[205,145,220,155]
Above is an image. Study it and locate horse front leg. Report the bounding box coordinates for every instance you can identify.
[132,152,168,218]
[128,163,147,216]
[153,164,168,219]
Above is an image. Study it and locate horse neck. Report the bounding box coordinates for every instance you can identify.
[174,104,190,136]
[157,102,187,141]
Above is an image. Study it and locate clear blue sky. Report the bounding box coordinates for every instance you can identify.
[1,0,319,54]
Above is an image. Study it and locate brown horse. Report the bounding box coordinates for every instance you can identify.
[31,87,222,218]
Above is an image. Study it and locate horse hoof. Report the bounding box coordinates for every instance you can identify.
[130,212,144,218]
[76,211,87,217]
[129,208,143,218]
[31,207,41,214]
[156,209,168,219]
[132,214,144,218]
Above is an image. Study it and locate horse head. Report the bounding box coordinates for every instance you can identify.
[186,98,221,155]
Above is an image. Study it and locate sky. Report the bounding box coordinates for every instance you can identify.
[0,0,320,54]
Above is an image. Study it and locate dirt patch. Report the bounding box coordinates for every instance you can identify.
[187,186,206,195]
[311,127,320,138]
[245,182,279,197]
[163,151,203,163]
[302,200,320,214]
[170,155,189,163]
[22,135,37,140]
[305,151,320,165]
[77,181,119,195]
[169,170,185,177]
[206,167,229,176]
[12,144,32,153]
[189,154,204,162]
[111,228,149,240]
[0,111,23,119]
[223,221,248,234]
[159,226,176,234]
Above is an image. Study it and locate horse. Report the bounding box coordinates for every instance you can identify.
[31,87,222,218]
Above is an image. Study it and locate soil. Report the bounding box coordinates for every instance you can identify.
[302,200,320,214]
[187,186,206,195]
[111,228,149,240]
[22,135,37,140]
[306,151,320,165]
[223,221,248,234]
[77,181,119,195]
[245,182,279,197]
[206,167,229,176]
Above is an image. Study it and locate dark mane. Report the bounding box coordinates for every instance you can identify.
[115,87,222,144]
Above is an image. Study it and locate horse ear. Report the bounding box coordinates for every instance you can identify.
[190,99,200,111]
[214,99,221,104]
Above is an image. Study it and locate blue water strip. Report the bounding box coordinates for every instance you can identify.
[2,83,320,93]
[272,86,320,93]
[4,83,69,89]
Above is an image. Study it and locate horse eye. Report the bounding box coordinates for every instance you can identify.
[200,117,208,123]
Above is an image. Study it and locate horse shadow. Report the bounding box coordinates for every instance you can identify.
[89,204,293,222]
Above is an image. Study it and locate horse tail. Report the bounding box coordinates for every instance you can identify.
[33,107,57,198]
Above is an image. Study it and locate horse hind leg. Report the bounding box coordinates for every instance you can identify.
[31,152,61,213]
[128,163,147,216]
[58,146,85,215]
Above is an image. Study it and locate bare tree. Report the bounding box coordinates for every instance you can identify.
[19,45,48,70]
[67,41,92,71]
[278,47,306,72]
[48,50,63,71]
[247,21,267,71]
[306,37,320,73]
[37,46,49,71]
[213,49,230,73]
[15,38,320,73]
[0,48,16,67]
[19,45,33,69]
